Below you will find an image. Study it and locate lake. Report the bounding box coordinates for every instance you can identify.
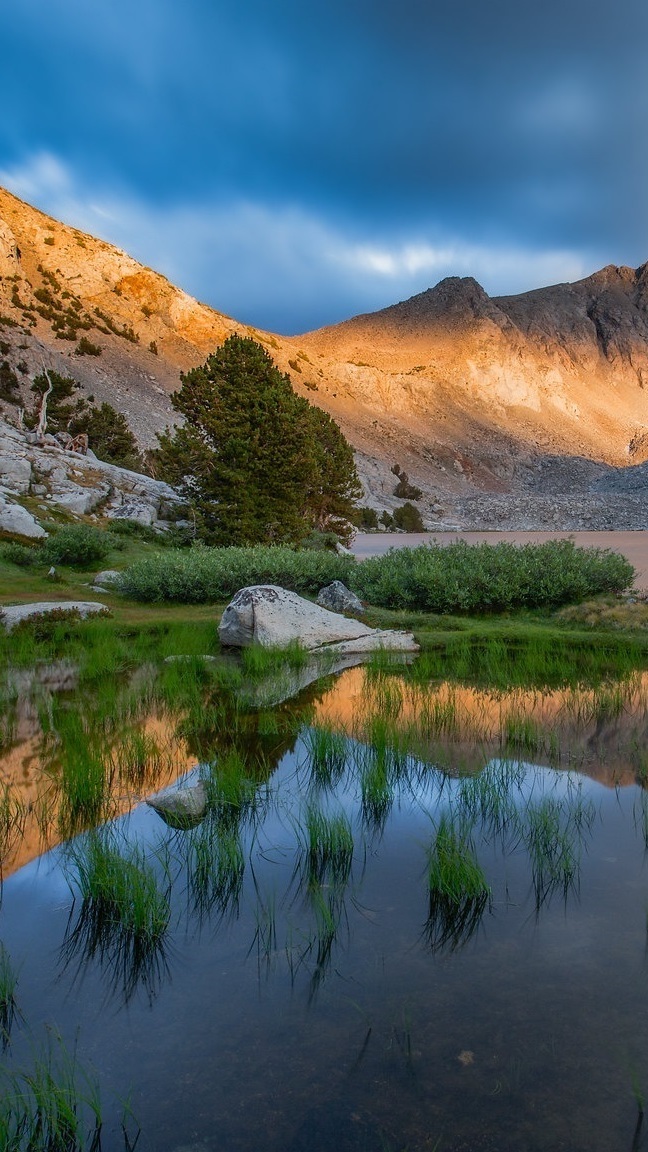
[2,643,648,1151]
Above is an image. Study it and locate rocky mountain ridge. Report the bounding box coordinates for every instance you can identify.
[1,186,648,530]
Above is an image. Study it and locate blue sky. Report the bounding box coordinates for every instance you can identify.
[1,0,646,334]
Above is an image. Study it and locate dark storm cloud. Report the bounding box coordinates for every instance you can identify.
[0,0,646,331]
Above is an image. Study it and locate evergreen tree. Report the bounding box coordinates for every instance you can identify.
[154,335,361,545]
[70,403,143,470]
[27,371,142,469]
[304,405,363,539]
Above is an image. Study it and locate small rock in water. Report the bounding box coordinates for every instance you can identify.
[147,781,208,829]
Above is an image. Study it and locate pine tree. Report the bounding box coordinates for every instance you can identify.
[303,405,363,540]
[154,335,361,545]
[71,403,143,470]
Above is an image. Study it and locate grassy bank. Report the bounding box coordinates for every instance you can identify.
[0,533,646,679]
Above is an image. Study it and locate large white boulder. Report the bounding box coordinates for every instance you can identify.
[218,585,418,652]
[0,497,46,538]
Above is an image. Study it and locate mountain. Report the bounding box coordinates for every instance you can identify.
[1,185,648,530]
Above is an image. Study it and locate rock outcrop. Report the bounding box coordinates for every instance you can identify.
[0,601,110,631]
[218,585,418,652]
[0,417,181,537]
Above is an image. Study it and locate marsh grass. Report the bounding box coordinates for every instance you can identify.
[185,820,245,920]
[66,831,170,940]
[362,671,404,722]
[425,815,491,951]
[418,691,460,738]
[63,831,171,1001]
[406,633,647,692]
[203,750,260,824]
[305,879,346,997]
[357,749,393,834]
[521,790,594,908]
[633,791,648,850]
[302,804,354,886]
[114,730,166,790]
[241,641,309,679]
[0,942,19,1049]
[250,888,278,975]
[0,1031,103,1152]
[306,725,347,788]
[457,760,524,847]
[53,712,113,837]
[502,711,546,755]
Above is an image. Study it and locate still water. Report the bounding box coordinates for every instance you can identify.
[2,657,648,1151]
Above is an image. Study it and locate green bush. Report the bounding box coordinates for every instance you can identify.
[350,540,634,613]
[75,336,102,356]
[42,525,114,568]
[120,544,355,602]
[392,502,425,531]
[351,506,380,530]
[0,361,20,402]
[107,518,161,542]
[119,538,634,613]
[0,541,41,566]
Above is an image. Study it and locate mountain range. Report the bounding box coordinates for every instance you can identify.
[1,185,647,530]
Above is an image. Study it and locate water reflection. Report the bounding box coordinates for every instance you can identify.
[314,664,648,786]
[3,635,648,1149]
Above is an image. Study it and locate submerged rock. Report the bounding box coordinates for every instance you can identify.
[0,600,110,631]
[147,780,208,828]
[163,654,218,664]
[316,580,364,614]
[218,585,418,652]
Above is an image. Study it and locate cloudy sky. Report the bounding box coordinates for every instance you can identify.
[1,0,646,333]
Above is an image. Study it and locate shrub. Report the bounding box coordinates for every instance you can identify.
[107,518,162,543]
[42,525,114,567]
[392,502,425,531]
[71,402,143,470]
[120,544,355,602]
[350,539,634,613]
[75,337,102,356]
[393,470,423,500]
[120,539,633,612]
[351,506,380,530]
[0,541,41,566]
[0,361,20,403]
